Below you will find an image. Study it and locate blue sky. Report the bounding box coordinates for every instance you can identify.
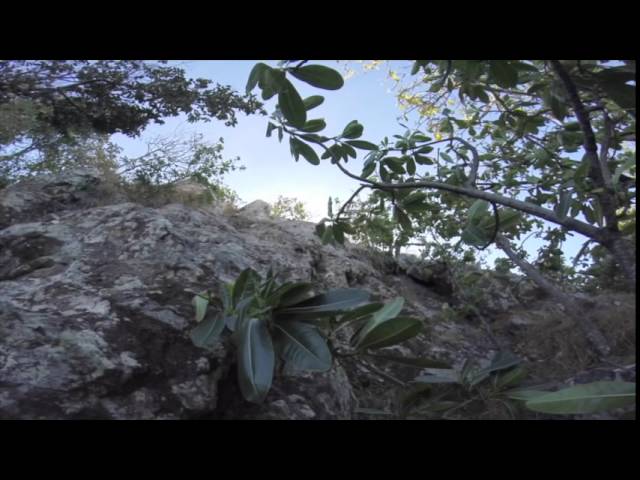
[111,60,589,266]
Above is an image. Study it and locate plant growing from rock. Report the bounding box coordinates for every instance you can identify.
[406,351,635,419]
[190,268,425,403]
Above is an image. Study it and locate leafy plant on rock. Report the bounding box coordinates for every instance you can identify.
[189,268,425,403]
[406,351,635,419]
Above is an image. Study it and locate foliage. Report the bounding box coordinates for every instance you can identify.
[246,60,636,292]
[405,351,636,419]
[190,268,424,403]
[270,195,309,221]
[0,126,243,208]
[0,60,264,182]
[0,60,263,138]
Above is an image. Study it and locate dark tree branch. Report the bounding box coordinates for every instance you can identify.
[549,60,619,231]
[333,161,602,241]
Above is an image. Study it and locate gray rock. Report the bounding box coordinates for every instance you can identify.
[2,170,629,419]
[236,200,271,221]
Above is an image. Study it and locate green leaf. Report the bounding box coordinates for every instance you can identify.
[468,199,490,222]
[346,140,379,150]
[495,366,528,389]
[337,302,384,323]
[289,65,344,90]
[613,158,636,187]
[489,61,519,88]
[192,293,209,323]
[461,223,491,248]
[321,144,341,161]
[384,157,406,174]
[342,143,357,159]
[357,316,422,350]
[273,282,314,308]
[228,295,256,332]
[266,122,276,138]
[352,297,404,347]
[342,120,364,139]
[440,151,453,163]
[232,268,260,308]
[303,95,325,110]
[394,206,412,232]
[414,154,433,165]
[525,381,636,415]
[468,351,521,385]
[414,369,460,384]
[361,162,376,178]
[237,317,275,403]
[278,79,307,128]
[273,320,332,371]
[548,93,567,121]
[190,312,225,349]
[299,133,330,144]
[596,71,636,112]
[379,164,390,182]
[265,282,312,307]
[412,133,431,142]
[290,138,320,165]
[497,208,522,231]
[300,119,326,133]
[278,288,370,318]
[246,62,269,95]
[405,156,417,175]
[486,350,521,372]
[415,145,434,154]
[259,68,286,100]
[402,191,428,207]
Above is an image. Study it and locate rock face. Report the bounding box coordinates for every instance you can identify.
[0,170,635,419]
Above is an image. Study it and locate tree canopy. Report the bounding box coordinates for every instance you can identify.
[0,60,264,181]
[246,60,636,292]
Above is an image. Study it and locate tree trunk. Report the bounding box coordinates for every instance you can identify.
[607,234,636,291]
[495,235,611,358]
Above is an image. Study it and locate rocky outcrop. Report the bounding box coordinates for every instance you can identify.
[0,170,635,419]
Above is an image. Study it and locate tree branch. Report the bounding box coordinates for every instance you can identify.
[335,185,370,221]
[549,60,619,231]
[333,161,602,241]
